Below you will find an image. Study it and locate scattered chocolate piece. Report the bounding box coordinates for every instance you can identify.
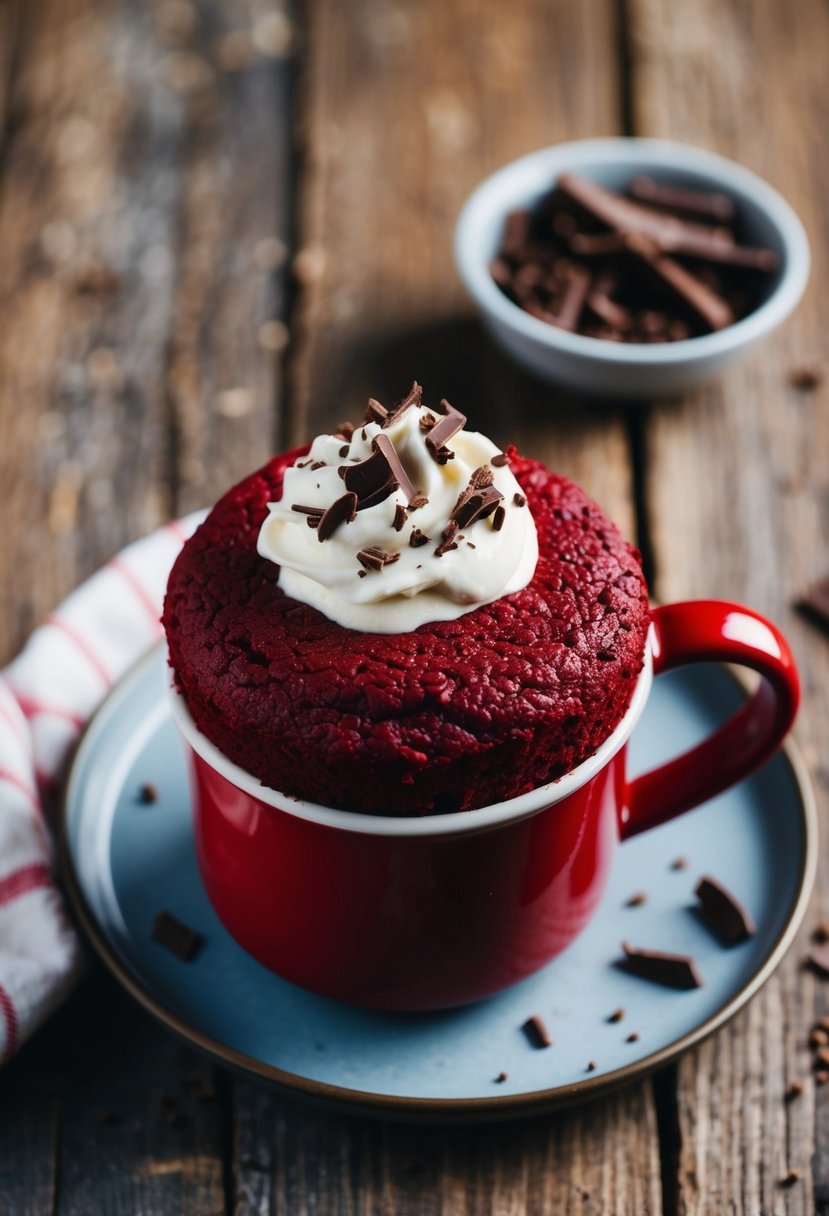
[357,570,367,578]
[382,380,422,429]
[317,491,358,542]
[138,783,157,805]
[451,470,504,528]
[365,398,388,425]
[621,942,703,990]
[626,1032,640,1043]
[341,446,396,508]
[608,1007,625,1023]
[152,911,204,962]
[291,503,324,518]
[786,1080,805,1102]
[491,452,509,467]
[492,505,506,532]
[814,923,829,944]
[310,460,326,470]
[779,1170,801,1188]
[434,521,460,558]
[409,492,429,510]
[393,503,407,532]
[671,857,689,871]
[513,493,526,507]
[425,400,466,462]
[626,891,647,908]
[419,411,437,431]
[695,876,756,947]
[798,576,829,636]
[628,175,736,224]
[372,433,418,504]
[494,1071,508,1084]
[789,362,824,391]
[586,1060,597,1072]
[339,445,350,457]
[409,529,429,548]
[810,944,829,978]
[522,1014,552,1049]
[356,547,400,572]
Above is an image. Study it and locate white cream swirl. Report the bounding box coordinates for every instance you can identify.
[257,401,539,632]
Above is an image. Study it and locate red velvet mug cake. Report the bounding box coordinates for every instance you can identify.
[164,384,798,1009]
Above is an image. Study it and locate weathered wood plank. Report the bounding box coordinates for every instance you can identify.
[234,1080,662,1216]
[233,2,661,1212]
[627,0,829,1211]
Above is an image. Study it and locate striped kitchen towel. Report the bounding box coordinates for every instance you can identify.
[0,514,202,1064]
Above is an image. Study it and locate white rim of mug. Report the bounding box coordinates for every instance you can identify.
[455,137,811,364]
[169,634,655,839]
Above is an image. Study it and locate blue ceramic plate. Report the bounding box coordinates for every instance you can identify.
[61,645,816,1121]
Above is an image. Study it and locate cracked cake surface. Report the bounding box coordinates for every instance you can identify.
[163,447,650,815]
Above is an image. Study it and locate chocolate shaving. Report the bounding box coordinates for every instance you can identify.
[310,461,326,470]
[695,876,756,946]
[492,504,506,531]
[339,445,349,457]
[364,398,388,425]
[356,546,400,572]
[451,472,504,529]
[491,452,508,467]
[340,446,396,508]
[292,504,324,518]
[628,175,736,224]
[522,1014,552,1049]
[409,492,429,510]
[393,503,407,532]
[382,380,422,429]
[425,400,466,462]
[372,433,418,504]
[621,942,703,989]
[419,411,437,431]
[317,491,358,542]
[434,521,459,557]
[409,529,429,548]
[152,911,204,962]
[333,421,355,441]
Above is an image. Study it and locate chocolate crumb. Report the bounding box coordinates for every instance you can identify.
[467,541,476,549]
[790,363,824,391]
[393,503,408,532]
[671,856,688,871]
[419,411,437,431]
[522,1014,552,1049]
[621,942,703,989]
[357,570,367,578]
[608,1007,625,1024]
[695,875,756,946]
[356,546,400,572]
[334,421,355,441]
[492,505,506,532]
[365,397,389,425]
[434,521,459,558]
[779,1170,801,1188]
[626,891,647,907]
[491,452,509,467]
[513,492,526,507]
[409,529,429,548]
[494,1071,508,1084]
[152,911,204,962]
[810,943,829,977]
[586,1060,597,1072]
[626,1032,640,1043]
[138,783,157,805]
[310,461,326,470]
[409,492,429,510]
[786,1080,805,1102]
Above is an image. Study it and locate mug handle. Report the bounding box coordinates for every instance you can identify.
[621,601,800,840]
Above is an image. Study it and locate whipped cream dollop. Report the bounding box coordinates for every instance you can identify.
[257,386,539,632]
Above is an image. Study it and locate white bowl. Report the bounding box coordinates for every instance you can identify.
[454,138,810,398]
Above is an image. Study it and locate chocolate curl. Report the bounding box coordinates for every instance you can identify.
[317,491,358,542]
[371,433,418,504]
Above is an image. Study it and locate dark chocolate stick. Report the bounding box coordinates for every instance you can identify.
[695,876,756,946]
[372,433,417,504]
[624,234,734,332]
[628,175,737,224]
[550,264,591,332]
[152,911,204,962]
[621,942,703,989]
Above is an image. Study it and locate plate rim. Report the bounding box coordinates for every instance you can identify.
[59,642,818,1122]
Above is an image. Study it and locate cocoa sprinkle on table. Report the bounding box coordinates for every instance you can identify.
[522,1014,553,1049]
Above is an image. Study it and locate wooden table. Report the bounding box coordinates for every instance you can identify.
[0,0,827,1211]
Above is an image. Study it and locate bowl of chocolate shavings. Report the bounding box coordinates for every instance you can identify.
[455,138,810,398]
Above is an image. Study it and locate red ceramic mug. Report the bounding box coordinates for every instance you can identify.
[170,600,799,1011]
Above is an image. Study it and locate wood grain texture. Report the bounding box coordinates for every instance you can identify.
[288,0,638,536]
[0,0,291,665]
[233,1082,662,1215]
[627,0,829,1210]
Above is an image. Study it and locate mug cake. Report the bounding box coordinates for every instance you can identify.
[163,384,650,816]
